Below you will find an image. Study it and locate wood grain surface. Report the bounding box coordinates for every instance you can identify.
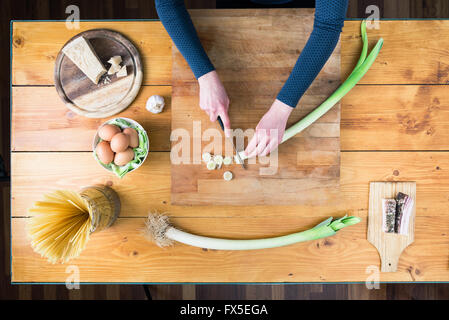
[11,215,449,283]
[12,86,172,152]
[368,182,416,272]
[10,152,449,218]
[171,9,341,205]
[341,20,449,84]
[10,12,449,283]
[12,84,449,151]
[13,19,449,86]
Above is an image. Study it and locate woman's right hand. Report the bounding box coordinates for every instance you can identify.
[198,70,231,137]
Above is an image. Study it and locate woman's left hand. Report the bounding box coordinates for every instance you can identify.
[244,99,293,158]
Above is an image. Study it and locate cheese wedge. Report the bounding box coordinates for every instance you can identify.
[116,65,128,78]
[108,63,122,75]
[108,55,122,66]
[62,36,106,84]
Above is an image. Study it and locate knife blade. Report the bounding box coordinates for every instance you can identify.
[217,116,246,169]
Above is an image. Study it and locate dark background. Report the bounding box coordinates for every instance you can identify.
[1,0,448,300]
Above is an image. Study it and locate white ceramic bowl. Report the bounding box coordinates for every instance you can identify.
[92,117,149,176]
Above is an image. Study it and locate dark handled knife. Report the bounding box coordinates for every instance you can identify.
[217,116,246,169]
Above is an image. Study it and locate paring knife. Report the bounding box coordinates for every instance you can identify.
[217,116,246,169]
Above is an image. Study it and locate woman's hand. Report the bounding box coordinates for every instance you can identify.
[198,70,231,137]
[244,99,293,158]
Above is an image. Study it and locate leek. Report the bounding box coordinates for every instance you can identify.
[282,20,383,143]
[144,213,360,250]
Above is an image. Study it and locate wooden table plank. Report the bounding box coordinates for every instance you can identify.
[12,21,171,85]
[13,84,449,151]
[341,20,449,84]
[11,86,171,152]
[11,152,449,218]
[341,85,449,150]
[11,216,449,283]
[12,17,449,86]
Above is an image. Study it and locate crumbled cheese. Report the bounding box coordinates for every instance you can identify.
[116,65,128,78]
[108,55,122,66]
[108,63,122,75]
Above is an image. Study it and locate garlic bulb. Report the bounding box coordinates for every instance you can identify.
[146,95,165,114]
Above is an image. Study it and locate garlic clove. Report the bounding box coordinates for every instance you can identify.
[146,95,165,114]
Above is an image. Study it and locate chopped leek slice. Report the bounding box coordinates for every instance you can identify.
[223,156,232,165]
[223,171,233,181]
[213,155,223,168]
[202,152,212,162]
[206,160,216,170]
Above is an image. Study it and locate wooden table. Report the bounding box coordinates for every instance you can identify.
[11,10,449,283]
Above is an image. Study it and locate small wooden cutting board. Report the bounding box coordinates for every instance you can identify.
[368,182,416,272]
[54,29,143,118]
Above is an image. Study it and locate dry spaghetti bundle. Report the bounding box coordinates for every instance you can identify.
[28,186,120,264]
[27,190,92,264]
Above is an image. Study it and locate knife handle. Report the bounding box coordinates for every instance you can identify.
[217,116,225,131]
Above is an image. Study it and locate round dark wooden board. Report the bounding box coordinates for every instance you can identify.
[54,29,143,118]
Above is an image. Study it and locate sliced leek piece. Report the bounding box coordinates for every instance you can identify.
[202,152,212,163]
[206,160,216,170]
[213,155,223,168]
[223,171,233,181]
[223,156,232,165]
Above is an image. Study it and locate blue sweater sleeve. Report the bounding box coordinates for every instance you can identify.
[277,0,348,108]
[155,0,215,79]
[156,0,347,108]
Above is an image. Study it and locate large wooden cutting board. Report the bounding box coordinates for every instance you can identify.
[171,9,341,206]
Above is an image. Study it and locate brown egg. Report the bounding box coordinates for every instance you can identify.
[110,133,129,153]
[95,141,114,164]
[123,127,139,148]
[98,124,121,141]
[114,148,135,166]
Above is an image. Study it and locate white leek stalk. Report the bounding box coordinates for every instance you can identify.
[144,214,360,250]
[282,21,383,143]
